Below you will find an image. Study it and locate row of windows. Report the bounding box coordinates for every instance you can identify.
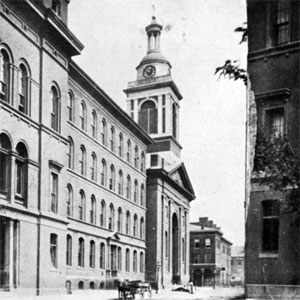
[0,133,28,202]
[0,48,31,115]
[66,185,145,239]
[0,46,146,172]
[68,139,146,206]
[69,95,146,172]
[52,234,144,273]
[194,238,211,249]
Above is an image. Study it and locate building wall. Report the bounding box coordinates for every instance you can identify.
[0,0,150,295]
[246,1,300,298]
[189,221,231,288]
[145,175,190,286]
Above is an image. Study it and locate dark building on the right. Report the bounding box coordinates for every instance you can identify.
[246,1,300,299]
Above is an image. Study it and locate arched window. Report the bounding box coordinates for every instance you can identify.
[133,250,137,273]
[0,49,11,103]
[125,248,130,272]
[18,63,29,114]
[140,217,145,240]
[100,242,105,269]
[108,204,115,231]
[100,199,106,227]
[165,231,168,258]
[79,190,85,221]
[126,211,131,235]
[79,101,86,131]
[140,184,145,207]
[89,240,95,268]
[140,252,144,273]
[134,180,138,203]
[138,100,158,134]
[118,170,123,195]
[15,142,28,202]
[66,235,72,266]
[109,165,115,191]
[79,145,86,176]
[68,91,74,122]
[0,133,11,195]
[50,86,60,132]
[133,214,138,237]
[126,175,131,200]
[78,237,84,267]
[101,119,107,146]
[67,137,74,169]
[126,139,131,163]
[101,159,107,186]
[91,152,97,181]
[117,208,123,233]
[91,110,97,138]
[134,146,139,168]
[90,195,96,224]
[110,126,115,152]
[182,238,185,262]
[66,184,73,217]
[118,247,122,271]
[119,133,123,157]
[141,151,145,173]
[172,103,177,138]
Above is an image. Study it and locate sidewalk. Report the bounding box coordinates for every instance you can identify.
[0,286,245,300]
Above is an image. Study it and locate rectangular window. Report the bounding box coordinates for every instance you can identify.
[274,1,290,45]
[194,239,200,249]
[50,234,58,268]
[205,238,211,248]
[50,172,58,213]
[265,107,284,139]
[262,200,280,252]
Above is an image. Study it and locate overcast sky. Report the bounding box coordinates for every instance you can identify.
[69,0,247,246]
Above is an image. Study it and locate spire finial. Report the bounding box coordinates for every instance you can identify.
[152,4,156,19]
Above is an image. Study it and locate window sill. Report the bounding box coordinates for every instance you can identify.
[258,253,279,258]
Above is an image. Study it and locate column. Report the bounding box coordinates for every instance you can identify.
[8,220,14,290]
[14,221,19,288]
[178,208,182,278]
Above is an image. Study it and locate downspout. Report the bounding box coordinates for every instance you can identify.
[36,32,44,296]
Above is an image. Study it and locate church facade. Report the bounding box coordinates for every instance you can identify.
[124,16,195,286]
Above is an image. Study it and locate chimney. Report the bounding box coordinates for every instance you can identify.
[208,221,213,228]
[199,217,208,229]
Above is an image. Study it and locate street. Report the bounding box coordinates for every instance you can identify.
[0,286,245,300]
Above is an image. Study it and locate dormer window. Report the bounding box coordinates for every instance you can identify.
[52,0,61,16]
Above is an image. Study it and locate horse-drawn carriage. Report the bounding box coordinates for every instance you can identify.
[118,280,152,299]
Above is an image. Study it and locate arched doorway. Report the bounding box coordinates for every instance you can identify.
[172,213,179,283]
[193,269,202,286]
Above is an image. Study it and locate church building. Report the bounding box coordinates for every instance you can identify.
[124,16,196,286]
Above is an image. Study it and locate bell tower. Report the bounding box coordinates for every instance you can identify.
[124,16,183,159]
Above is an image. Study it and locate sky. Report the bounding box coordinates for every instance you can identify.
[69,0,247,246]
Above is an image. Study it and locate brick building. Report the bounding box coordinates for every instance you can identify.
[0,0,153,295]
[124,16,195,286]
[246,0,300,299]
[189,218,232,287]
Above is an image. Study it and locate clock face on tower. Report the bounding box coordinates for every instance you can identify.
[143,65,156,78]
